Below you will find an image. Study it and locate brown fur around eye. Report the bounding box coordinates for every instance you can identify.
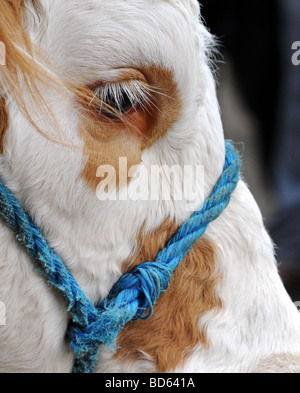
[79,66,182,191]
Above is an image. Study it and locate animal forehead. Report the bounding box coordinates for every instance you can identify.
[38,0,200,80]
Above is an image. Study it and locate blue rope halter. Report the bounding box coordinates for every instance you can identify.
[0,140,240,373]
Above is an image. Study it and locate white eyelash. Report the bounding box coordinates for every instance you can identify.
[91,80,154,114]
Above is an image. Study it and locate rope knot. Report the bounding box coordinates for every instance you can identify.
[67,262,174,373]
[68,262,174,348]
[0,141,241,373]
[110,262,174,319]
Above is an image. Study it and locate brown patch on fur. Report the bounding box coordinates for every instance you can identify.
[0,98,8,153]
[79,113,143,190]
[116,220,221,373]
[79,66,181,191]
[139,65,182,147]
[121,219,179,274]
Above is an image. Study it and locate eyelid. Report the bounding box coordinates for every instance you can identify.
[91,79,152,115]
[92,68,148,85]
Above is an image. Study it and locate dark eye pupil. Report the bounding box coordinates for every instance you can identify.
[103,91,133,118]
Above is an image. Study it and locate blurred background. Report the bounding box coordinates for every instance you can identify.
[199,0,300,301]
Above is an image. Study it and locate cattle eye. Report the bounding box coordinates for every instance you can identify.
[92,81,151,120]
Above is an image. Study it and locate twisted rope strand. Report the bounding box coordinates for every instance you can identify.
[0,141,240,373]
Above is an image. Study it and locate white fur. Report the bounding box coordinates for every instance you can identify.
[0,0,299,373]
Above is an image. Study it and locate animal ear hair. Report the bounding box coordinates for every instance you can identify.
[0,1,29,24]
[0,97,8,154]
[0,0,33,76]
[0,1,27,154]
[0,0,52,151]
